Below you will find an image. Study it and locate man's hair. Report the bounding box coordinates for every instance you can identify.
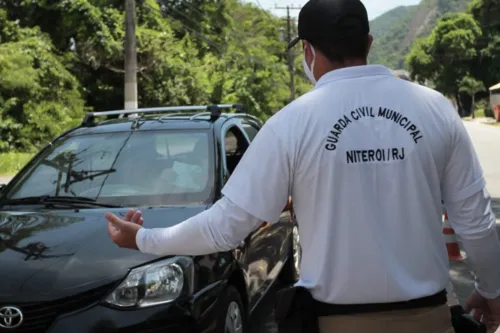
[310,18,370,63]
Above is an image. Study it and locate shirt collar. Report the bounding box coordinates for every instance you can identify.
[315,65,393,87]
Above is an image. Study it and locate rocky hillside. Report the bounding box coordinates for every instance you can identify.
[368,0,471,69]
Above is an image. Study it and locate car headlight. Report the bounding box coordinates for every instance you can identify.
[104,256,194,308]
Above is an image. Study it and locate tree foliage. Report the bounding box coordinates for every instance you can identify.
[0,0,311,152]
[0,9,85,152]
[459,76,485,96]
[459,75,486,118]
[406,0,500,115]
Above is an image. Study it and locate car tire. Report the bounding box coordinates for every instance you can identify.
[216,285,246,333]
[279,223,301,286]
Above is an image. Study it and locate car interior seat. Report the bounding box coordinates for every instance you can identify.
[225,132,248,174]
[156,138,208,194]
[184,139,208,167]
[121,135,162,189]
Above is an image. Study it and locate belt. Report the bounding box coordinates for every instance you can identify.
[314,289,447,316]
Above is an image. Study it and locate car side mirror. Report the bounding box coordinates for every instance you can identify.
[0,184,5,195]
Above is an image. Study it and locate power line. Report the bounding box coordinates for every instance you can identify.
[159,3,204,31]
[155,0,263,42]
[253,0,276,20]
[143,2,225,52]
[140,1,291,112]
[140,1,287,95]
[174,0,205,18]
[143,2,285,71]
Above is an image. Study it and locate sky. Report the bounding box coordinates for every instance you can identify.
[249,0,422,20]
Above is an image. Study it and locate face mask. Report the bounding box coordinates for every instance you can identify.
[302,44,317,84]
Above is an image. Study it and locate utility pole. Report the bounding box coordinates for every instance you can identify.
[124,0,138,114]
[275,4,301,102]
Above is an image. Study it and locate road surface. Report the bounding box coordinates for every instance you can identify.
[463,120,500,215]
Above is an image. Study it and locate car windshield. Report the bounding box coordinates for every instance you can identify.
[3,130,215,207]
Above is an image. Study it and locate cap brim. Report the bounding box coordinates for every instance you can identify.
[287,36,300,50]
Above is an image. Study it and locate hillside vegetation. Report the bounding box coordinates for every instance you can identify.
[369,0,470,69]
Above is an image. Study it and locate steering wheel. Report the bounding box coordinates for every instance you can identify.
[79,184,148,197]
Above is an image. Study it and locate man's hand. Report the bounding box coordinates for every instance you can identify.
[465,289,500,333]
[105,209,144,250]
[120,208,144,226]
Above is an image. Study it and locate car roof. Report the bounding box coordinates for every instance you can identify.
[67,113,261,136]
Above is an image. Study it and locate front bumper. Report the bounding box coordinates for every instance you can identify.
[47,302,195,333]
[0,280,224,333]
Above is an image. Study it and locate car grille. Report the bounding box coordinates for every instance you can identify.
[0,283,114,332]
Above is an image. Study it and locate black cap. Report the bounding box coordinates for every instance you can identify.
[288,0,370,50]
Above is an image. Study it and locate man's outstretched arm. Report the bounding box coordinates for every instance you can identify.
[135,197,263,255]
[106,120,291,256]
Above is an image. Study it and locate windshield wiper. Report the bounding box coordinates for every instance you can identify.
[42,196,122,208]
[0,195,121,208]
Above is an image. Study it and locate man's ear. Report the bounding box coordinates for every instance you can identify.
[366,34,374,56]
[303,40,313,63]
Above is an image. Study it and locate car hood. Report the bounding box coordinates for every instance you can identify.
[0,206,207,302]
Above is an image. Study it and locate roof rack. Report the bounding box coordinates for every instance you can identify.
[231,114,263,126]
[189,112,211,120]
[81,103,244,126]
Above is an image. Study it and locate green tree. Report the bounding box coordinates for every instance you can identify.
[406,12,483,114]
[0,9,85,152]
[468,0,500,88]
[0,0,313,151]
[406,0,500,116]
[459,76,485,118]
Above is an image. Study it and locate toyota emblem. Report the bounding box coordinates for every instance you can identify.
[0,306,23,329]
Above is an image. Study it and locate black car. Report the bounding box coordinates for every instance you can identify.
[0,104,301,333]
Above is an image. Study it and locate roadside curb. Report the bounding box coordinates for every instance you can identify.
[463,117,500,125]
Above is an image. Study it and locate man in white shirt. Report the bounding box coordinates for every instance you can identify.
[104,0,500,331]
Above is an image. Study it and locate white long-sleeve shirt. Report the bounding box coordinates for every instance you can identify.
[446,187,500,299]
[137,65,500,302]
[136,197,263,255]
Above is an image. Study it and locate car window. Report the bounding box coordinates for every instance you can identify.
[156,133,199,156]
[5,130,215,206]
[242,123,259,142]
[224,126,249,174]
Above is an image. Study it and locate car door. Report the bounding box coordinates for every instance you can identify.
[221,120,292,309]
[242,120,294,299]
